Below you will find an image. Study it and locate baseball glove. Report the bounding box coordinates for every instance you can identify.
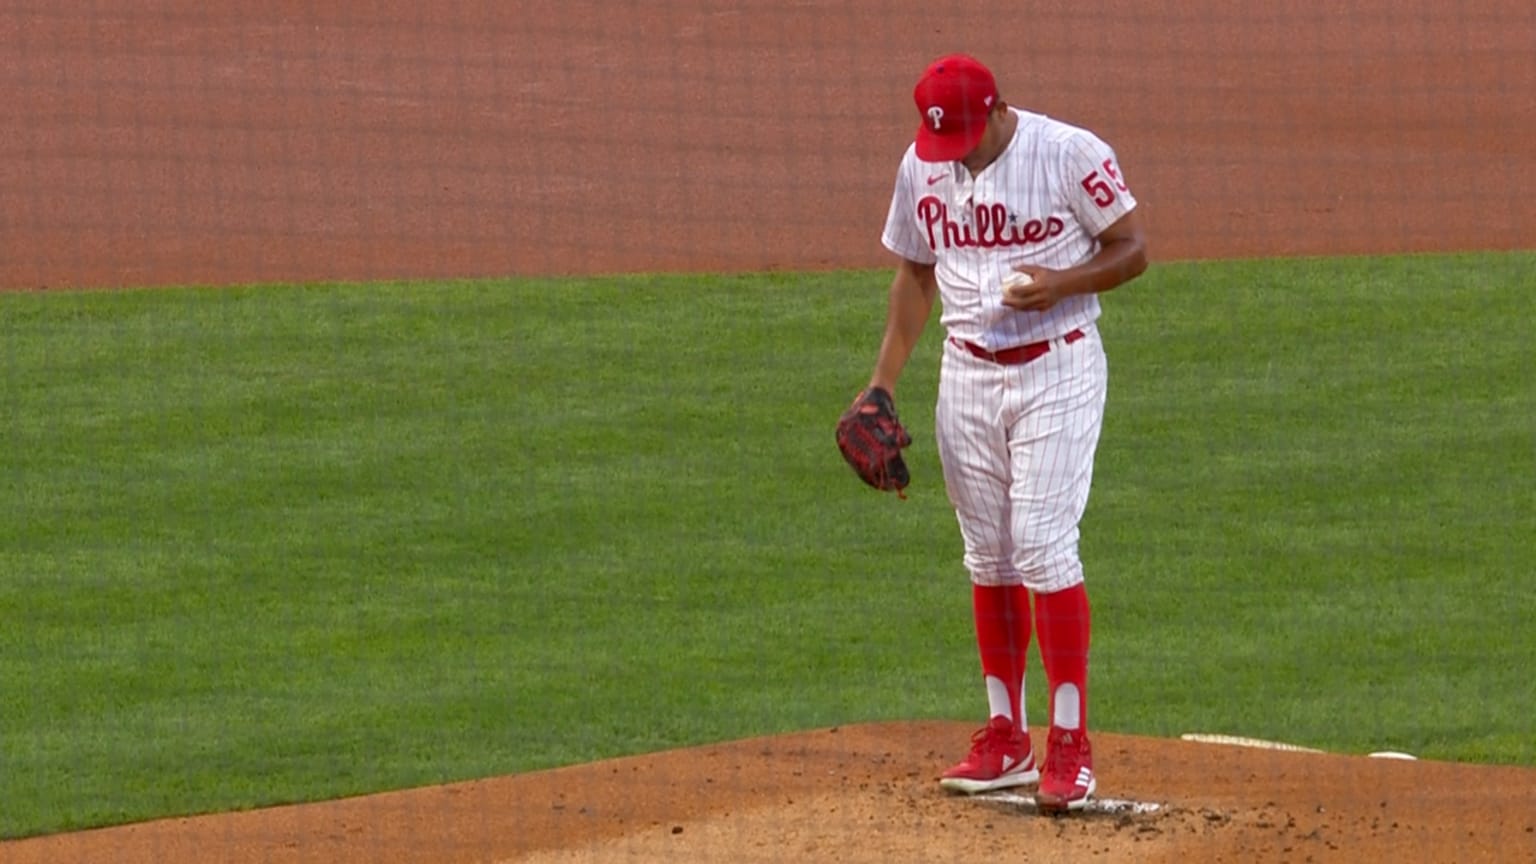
[836,386,912,498]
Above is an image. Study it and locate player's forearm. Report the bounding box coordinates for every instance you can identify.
[1060,234,1148,297]
[869,265,937,393]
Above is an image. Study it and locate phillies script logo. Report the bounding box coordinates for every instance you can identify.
[917,195,1065,251]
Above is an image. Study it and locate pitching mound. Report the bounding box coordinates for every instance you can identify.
[7,721,1534,863]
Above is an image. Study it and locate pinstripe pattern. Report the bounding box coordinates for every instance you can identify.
[881,106,1133,592]
[881,108,1137,349]
[936,326,1106,592]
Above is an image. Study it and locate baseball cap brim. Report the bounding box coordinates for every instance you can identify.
[914,120,987,162]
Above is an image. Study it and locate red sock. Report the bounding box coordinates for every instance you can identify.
[972,583,1032,729]
[1034,583,1091,731]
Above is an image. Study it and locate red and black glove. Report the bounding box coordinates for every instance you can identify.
[836,386,912,498]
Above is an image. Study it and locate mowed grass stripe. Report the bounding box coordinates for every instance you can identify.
[0,252,1531,838]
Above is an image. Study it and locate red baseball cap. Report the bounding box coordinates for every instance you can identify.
[912,54,999,162]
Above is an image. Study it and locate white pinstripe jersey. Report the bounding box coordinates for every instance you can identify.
[881,108,1138,349]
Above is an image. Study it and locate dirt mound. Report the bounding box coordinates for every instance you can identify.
[7,722,1534,863]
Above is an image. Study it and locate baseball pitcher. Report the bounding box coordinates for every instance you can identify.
[838,53,1149,814]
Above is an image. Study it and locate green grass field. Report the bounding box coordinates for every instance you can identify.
[2,252,1533,839]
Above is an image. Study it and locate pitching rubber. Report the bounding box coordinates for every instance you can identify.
[975,788,1161,816]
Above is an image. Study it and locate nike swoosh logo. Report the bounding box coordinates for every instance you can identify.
[926,173,949,185]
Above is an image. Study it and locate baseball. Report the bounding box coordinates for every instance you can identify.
[1002,271,1034,289]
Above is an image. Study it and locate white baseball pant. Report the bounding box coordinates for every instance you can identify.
[934,324,1108,593]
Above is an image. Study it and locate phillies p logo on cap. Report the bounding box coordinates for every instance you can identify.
[912,54,998,162]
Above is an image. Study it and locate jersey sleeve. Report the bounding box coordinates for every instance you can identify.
[880,153,937,264]
[1062,130,1138,239]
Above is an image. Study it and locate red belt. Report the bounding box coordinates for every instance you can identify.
[950,329,1085,365]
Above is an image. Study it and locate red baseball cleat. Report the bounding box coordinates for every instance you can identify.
[1035,726,1096,813]
[939,715,1040,794]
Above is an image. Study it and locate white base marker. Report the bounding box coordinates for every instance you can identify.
[1179,733,1325,753]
